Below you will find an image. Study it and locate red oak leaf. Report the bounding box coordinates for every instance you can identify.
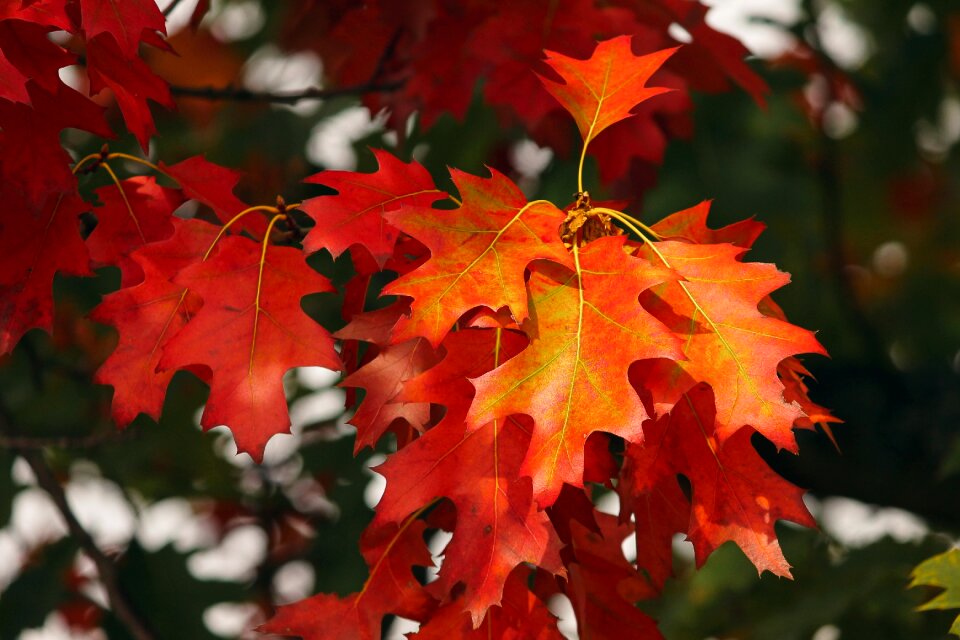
[0,188,92,355]
[0,83,110,209]
[86,176,184,285]
[411,568,564,639]
[91,219,217,427]
[468,236,682,507]
[85,33,172,150]
[619,471,689,592]
[0,0,71,29]
[158,235,340,460]
[624,384,816,577]
[636,239,825,451]
[259,518,437,640]
[78,0,165,58]
[0,19,75,97]
[374,328,559,624]
[538,35,676,149]
[567,514,663,639]
[338,337,438,454]
[384,167,572,348]
[159,155,266,235]
[302,148,447,267]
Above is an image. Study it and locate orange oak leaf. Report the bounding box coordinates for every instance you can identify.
[373,329,560,624]
[468,236,682,507]
[538,35,676,148]
[91,219,216,428]
[259,518,437,640]
[636,240,825,452]
[567,514,663,639]
[78,0,165,58]
[302,148,448,267]
[624,383,816,577]
[158,235,340,460]
[384,167,572,348]
[0,189,92,355]
[410,568,564,639]
[86,176,184,285]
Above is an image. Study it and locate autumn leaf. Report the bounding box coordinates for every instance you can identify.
[0,189,92,355]
[624,383,815,577]
[78,0,166,58]
[158,235,340,460]
[159,155,266,235]
[538,35,676,149]
[85,33,173,150]
[636,240,825,452]
[92,219,217,428]
[259,518,438,640]
[410,568,564,639]
[86,176,184,285]
[468,236,682,507]
[384,167,572,348]
[567,514,663,639]
[338,337,438,454]
[373,328,561,624]
[302,148,448,267]
[911,549,960,637]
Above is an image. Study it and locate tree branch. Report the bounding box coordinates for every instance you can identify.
[0,410,155,640]
[168,80,403,105]
[0,431,125,450]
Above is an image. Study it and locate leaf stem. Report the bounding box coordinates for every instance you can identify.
[202,205,286,260]
[590,207,661,239]
[72,153,103,175]
[107,153,174,181]
[101,162,146,243]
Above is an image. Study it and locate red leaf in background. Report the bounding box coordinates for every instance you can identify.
[78,0,165,58]
[159,155,266,235]
[91,218,217,427]
[86,34,173,151]
[0,19,75,96]
[410,568,564,639]
[567,514,663,639]
[260,518,438,640]
[625,384,815,577]
[468,237,682,507]
[538,35,676,149]
[0,0,71,28]
[86,176,184,285]
[302,148,447,267]
[0,83,111,208]
[385,168,572,348]
[158,236,340,460]
[0,188,92,355]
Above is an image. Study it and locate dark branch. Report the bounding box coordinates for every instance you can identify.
[0,410,154,640]
[168,80,403,105]
[0,430,125,450]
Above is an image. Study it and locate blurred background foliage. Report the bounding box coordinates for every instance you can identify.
[2,0,960,638]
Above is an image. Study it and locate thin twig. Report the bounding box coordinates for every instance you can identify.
[0,431,126,450]
[162,0,187,17]
[168,80,403,105]
[0,410,155,640]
